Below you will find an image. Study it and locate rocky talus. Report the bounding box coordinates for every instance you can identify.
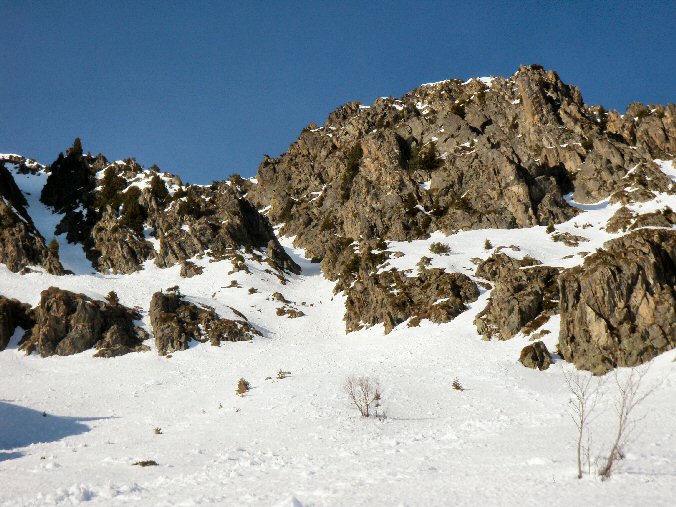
[558,229,675,374]
[149,290,259,356]
[19,288,149,357]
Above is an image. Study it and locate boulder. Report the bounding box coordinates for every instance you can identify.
[558,229,675,373]
[519,341,553,370]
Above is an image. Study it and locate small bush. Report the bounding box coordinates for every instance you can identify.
[452,378,464,391]
[149,174,169,203]
[277,369,291,379]
[236,378,250,396]
[153,427,162,435]
[344,375,383,418]
[484,239,493,250]
[546,222,555,234]
[48,238,60,256]
[429,242,451,255]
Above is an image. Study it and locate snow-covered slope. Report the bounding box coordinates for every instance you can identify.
[1,160,675,506]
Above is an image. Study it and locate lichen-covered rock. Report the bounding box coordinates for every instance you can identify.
[149,290,259,355]
[19,287,148,357]
[0,295,34,350]
[558,229,675,373]
[474,253,560,340]
[519,341,553,370]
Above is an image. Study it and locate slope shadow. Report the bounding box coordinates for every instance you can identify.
[0,401,109,461]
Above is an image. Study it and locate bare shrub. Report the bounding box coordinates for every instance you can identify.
[429,242,451,255]
[236,377,250,396]
[277,369,291,379]
[599,366,656,480]
[153,427,163,435]
[452,378,464,391]
[564,369,603,479]
[344,375,383,418]
[484,239,493,250]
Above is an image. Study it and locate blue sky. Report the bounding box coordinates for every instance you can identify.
[1,1,674,182]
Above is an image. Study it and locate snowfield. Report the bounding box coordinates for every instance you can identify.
[1,163,676,506]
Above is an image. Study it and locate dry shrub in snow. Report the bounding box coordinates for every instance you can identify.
[236,377,251,396]
[599,366,656,480]
[429,242,451,255]
[344,375,383,418]
[564,369,603,479]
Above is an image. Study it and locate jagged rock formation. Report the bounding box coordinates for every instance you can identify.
[149,290,259,355]
[519,341,553,370]
[0,295,33,350]
[559,229,675,373]
[34,141,299,276]
[247,65,674,333]
[150,181,299,275]
[474,253,560,340]
[19,288,148,357]
[0,163,63,274]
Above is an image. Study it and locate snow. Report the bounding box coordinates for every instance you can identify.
[1,161,676,505]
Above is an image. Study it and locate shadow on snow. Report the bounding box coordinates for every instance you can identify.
[0,401,110,461]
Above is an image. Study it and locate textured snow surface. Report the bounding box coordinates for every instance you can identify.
[1,164,676,505]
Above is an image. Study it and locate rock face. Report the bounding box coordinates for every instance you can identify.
[474,253,560,340]
[0,295,33,350]
[19,288,148,357]
[519,341,553,370]
[559,229,676,373]
[345,265,479,334]
[246,65,674,333]
[0,163,64,275]
[149,291,259,355]
[150,182,299,275]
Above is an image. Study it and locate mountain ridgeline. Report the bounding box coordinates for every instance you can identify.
[0,65,674,373]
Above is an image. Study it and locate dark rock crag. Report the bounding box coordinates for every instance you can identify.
[558,229,675,374]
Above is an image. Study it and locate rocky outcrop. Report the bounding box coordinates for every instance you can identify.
[0,295,33,350]
[149,290,259,355]
[606,206,675,233]
[151,183,299,275]
[179,260,204,278]
[19,288,148,357]
[91,208,155,274]
[519,341,553,370]
[559,229,675,373]
[474,253,560,340]
[345,264,479,334]
[0,163,64,275]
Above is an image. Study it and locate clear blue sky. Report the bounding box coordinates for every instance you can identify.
[1,1,674,182]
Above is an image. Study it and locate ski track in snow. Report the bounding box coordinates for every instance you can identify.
[1,163,675,506]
